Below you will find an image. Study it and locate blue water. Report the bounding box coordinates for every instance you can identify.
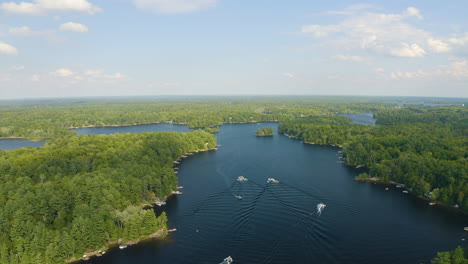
[76,122,467,264]
[0,138,45,150]
[342,112,376,125]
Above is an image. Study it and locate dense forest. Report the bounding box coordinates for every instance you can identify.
[279,106,467,213]
[0,130,216,263]
[255,127,274,136]
[0,97,466,263]
[0,97,399,139]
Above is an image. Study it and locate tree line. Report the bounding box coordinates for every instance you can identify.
[279,106,467,213]
[0,130,216,263]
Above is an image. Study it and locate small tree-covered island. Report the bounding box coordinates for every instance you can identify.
[255,126,274,136]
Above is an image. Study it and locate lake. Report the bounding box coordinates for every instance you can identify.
[0,138,45,150]
[75,122,466,264]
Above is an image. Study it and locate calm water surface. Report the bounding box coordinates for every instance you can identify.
[342,112,376,125]
[0,138,45,150]
[78,122,466,264]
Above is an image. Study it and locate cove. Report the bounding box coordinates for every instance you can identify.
[76,122,467,264]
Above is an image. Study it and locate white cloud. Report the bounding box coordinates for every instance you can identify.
[84,70,126,80]
[301,7,438,58]
[0,0,101,15]
[59,22,88,33]
[282,72,295,78]
[388,43,426,58]
[448,33,468,46]
[0,42,18,55]
[427,38,450,53]
[332,54,365,62]
[51,68,74,77]
[11,65,25,70]
[133,0,217,14]
[404,7,423,20]
[9,26,34,36]
[389,59,468,80]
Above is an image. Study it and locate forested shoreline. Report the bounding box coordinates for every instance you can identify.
[0,97,466,263]
[279,106,467,213]
[0,130,216,263]
[0,97,401,140]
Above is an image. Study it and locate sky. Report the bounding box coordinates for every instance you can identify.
[0,0,467,99]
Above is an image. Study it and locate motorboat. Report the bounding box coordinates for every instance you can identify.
[221,256,233,264]
[237,176,248,182]
[267,178,279,183]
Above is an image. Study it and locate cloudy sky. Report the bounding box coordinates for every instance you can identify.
[1,0,467,99]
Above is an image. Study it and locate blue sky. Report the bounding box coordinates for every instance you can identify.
[1,0,467,99]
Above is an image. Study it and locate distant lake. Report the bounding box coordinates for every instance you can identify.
[0,138,45,150]
[74,123,190,135]
[341,112,376,125]
[76,122,467,264]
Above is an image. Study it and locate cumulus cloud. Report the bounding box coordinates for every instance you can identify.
[133,0,217,14]
[0,42,18,55]
[301,7,437,58]
[389,59,468,80]
[0,0,101,15]
[427,38,450,53]
[9,26,34,36]
[59,22,88,33]
[404,7,423,20]
[332,54,365,62]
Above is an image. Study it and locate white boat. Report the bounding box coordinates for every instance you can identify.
[267,178,279,183]
[402,190,408,194]
[155,201,166,206]
[233,194,242,200]
[221,256,233,264]
[237,176,248,182]
[172,191,182,195]
[119,245,127,249]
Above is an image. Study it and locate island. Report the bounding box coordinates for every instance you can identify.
[255,126,274,136]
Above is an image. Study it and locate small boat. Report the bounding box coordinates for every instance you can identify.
[221,256,233,264]
[155,201,166,206]
[267,178,279,183]
[237,176,248,182]
[385,188,389,191]
[177,186,184,189]
[168,228,177,232]
[402,190,408,194]
[172,191,182,195]
[429,202,436,206]
[396,184,405,188]
[233,194,242,200]
[174,167,179,170]
[464,227,468,231]
[119,245,127,249]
